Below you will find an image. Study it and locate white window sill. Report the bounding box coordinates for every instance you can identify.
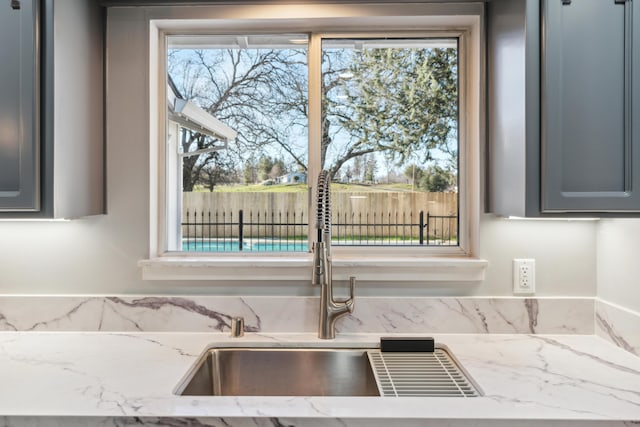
[137,256,488,283]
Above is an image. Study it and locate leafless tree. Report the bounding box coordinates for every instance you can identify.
[169,48,307,191]
[169,45,458,189]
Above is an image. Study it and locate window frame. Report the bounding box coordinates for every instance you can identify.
[140,2,487,283]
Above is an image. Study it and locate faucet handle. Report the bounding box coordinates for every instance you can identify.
[349,276,356,299]
[345,276,356,313]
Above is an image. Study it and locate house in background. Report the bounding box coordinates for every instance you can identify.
[276,172,307,185]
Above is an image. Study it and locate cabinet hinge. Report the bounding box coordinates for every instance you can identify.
[10,0,20,10]
[614,0,627,4]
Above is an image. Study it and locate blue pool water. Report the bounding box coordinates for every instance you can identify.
[183,240,309,252]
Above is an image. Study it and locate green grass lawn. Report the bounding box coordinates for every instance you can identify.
[201,182,420,193]
[201,183,308,193]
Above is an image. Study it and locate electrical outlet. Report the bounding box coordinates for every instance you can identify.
[513,259,535,294]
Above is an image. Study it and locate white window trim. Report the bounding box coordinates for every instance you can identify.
[138,2,488,282]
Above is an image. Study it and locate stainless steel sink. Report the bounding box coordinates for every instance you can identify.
[175,345,481,398]
[176,347,380,396]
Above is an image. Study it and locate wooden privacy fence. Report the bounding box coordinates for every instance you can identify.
[184,192,456,221]
[181,192,458,249]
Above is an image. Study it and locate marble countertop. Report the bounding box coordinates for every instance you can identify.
[1,331,639,421]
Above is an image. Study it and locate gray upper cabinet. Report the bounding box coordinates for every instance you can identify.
[0,0,39,211]
[488,0,640,216]
[487,0,542,217]
[542,0,639,212]
[0,0,105,218]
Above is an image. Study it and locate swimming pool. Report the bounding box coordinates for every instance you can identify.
[182,240,309,252]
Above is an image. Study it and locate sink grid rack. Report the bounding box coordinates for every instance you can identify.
[367,348,481,397]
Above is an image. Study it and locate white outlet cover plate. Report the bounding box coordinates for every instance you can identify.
[513,258,535,294]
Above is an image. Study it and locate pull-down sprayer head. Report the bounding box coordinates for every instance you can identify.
[316,170,332,249]
[312,170,331,286]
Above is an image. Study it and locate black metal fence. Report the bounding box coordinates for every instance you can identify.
[182,209,458,252]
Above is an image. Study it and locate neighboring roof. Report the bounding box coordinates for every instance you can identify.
[167,76,237,142]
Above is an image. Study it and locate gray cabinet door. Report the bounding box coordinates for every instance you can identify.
[0,0,39,211]
[542,0,638,212]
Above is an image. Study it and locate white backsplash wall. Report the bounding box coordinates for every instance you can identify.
[478,215,597,297]
[594,219,640,356]
[0,215,597,296]
[597,219,640,313]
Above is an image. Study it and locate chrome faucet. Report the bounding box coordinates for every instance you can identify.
[312,170,356,339]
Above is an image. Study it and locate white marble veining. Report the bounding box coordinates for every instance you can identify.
[0,332,638,422]
[0,417,638,426]
[596,299,640,357]
[0,296,594,334]
[336,296,593,334]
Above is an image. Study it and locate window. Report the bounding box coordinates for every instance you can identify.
[165,35,310,253]
[166,34,460,254]
[319,37,459,249]
[141,3,486,282]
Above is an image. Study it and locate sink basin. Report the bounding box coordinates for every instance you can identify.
[177,347,380,396]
